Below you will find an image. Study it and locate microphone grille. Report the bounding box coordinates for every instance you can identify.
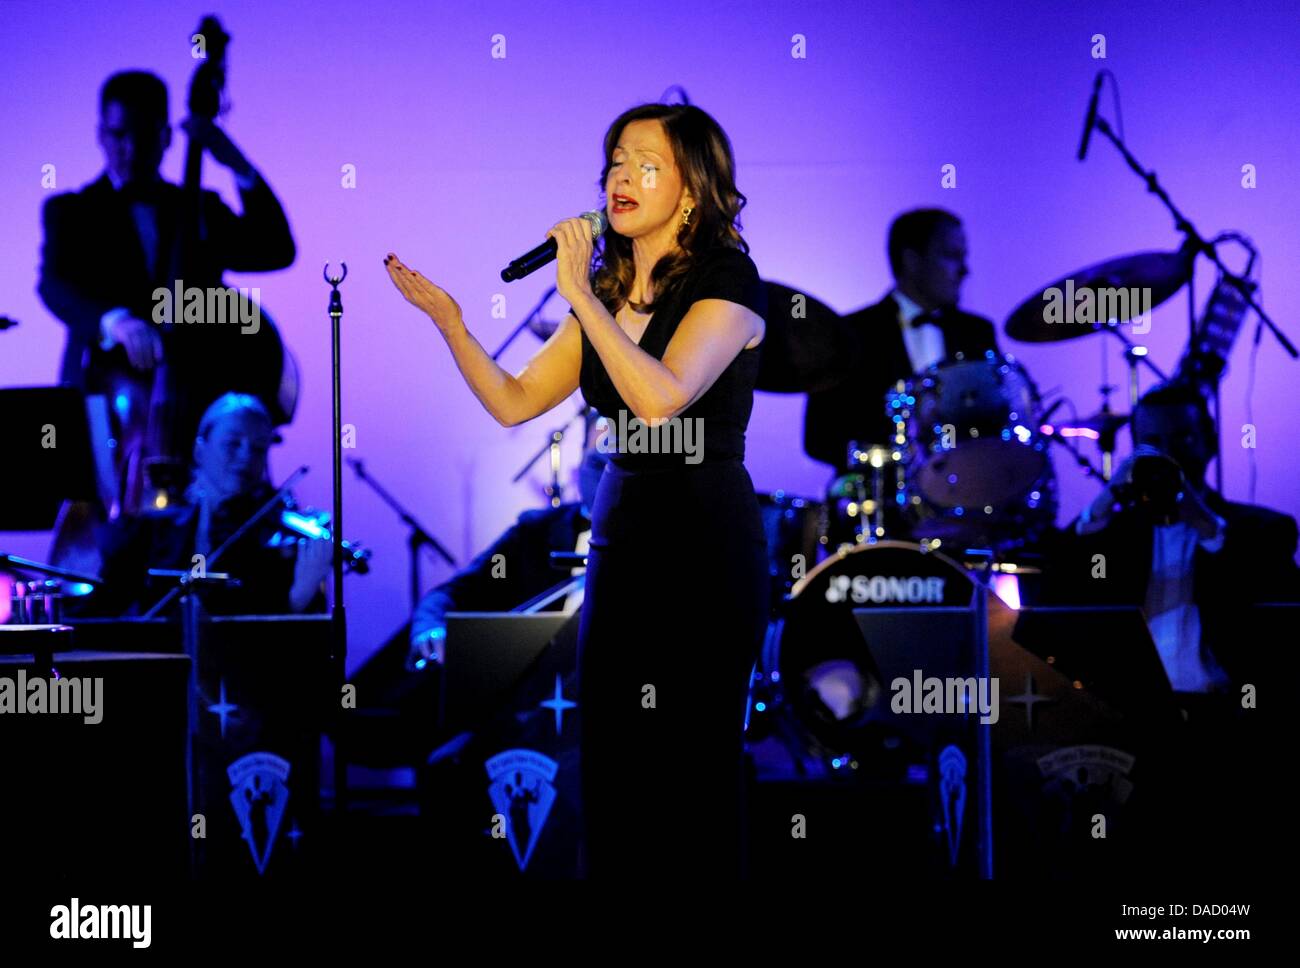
[581,209,608,240]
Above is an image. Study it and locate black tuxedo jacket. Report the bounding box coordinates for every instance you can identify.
[38,171,296,390]
[1039,493,1300,687]
[803,294,1000,469]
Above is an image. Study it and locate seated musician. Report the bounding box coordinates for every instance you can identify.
[1042,380,1300,692]
[80,393,330,617]
[339,416,606,766]
[803,208,999,471]
[408,415,609,669]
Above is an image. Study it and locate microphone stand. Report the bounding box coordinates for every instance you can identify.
[492,285,560,361]
[1083,89,1293,502]
[512,404,591,507]
[325,263,349,813]
[1090,114,1295,359]
[345,456,457,612]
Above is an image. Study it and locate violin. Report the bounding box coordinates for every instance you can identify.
[266,496,372,574]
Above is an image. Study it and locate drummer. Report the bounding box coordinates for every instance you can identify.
[803,208,1000,471]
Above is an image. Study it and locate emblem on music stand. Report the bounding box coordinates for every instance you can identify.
[486,749,558,871]
[939,745,967,867]
[228,752,291,875]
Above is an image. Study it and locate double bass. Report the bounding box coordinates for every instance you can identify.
[50,15,299,573]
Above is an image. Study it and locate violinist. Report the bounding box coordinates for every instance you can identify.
[79,393,331,617]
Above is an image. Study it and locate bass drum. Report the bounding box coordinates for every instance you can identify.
[755,541,988,759]
[752,541,1116,763]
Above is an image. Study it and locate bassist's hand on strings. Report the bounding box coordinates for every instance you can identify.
[106,314,163,371]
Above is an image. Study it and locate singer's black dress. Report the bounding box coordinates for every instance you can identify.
[574,245,770,878]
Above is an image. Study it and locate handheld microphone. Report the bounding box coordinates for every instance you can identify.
[1077,71,1104,161]
[501,210,608,282]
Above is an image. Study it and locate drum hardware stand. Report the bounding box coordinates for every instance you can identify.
[846,443,896,544]
[345,457,457,612]
[1082,324,1168,480]
[1105,324,1167,402]
[1095,336,1118,480]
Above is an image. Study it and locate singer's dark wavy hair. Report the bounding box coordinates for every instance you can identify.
[591,103,748,315]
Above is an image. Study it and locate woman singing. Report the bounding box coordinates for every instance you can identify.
[385,102,769,878]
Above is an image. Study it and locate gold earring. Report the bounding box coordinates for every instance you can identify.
[682,206,694,226]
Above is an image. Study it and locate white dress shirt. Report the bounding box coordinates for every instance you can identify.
[1144,521,1230,692]
[1076,505,1230,693]
[892,288,947,373]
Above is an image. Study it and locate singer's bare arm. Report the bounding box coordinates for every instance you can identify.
[443,312,581,427]
[572,292,762,425]
[385,253,580,427]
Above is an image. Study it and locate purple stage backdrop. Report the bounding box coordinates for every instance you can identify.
[2,0,1297,671]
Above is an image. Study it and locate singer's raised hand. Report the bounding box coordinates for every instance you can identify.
[546,217,596,307]
[384,253,464,333]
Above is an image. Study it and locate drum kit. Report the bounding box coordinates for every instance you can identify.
[742,243,1230,768]
[755,244,1214,581]
[503,242,1208,616]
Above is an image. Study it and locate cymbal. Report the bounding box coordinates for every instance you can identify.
[1005,249,1192,343]
[758,281,859,393]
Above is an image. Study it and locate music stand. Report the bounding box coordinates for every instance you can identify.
[0,386,112,529]
[439,613,573,732]
[1011,605,1179,726]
